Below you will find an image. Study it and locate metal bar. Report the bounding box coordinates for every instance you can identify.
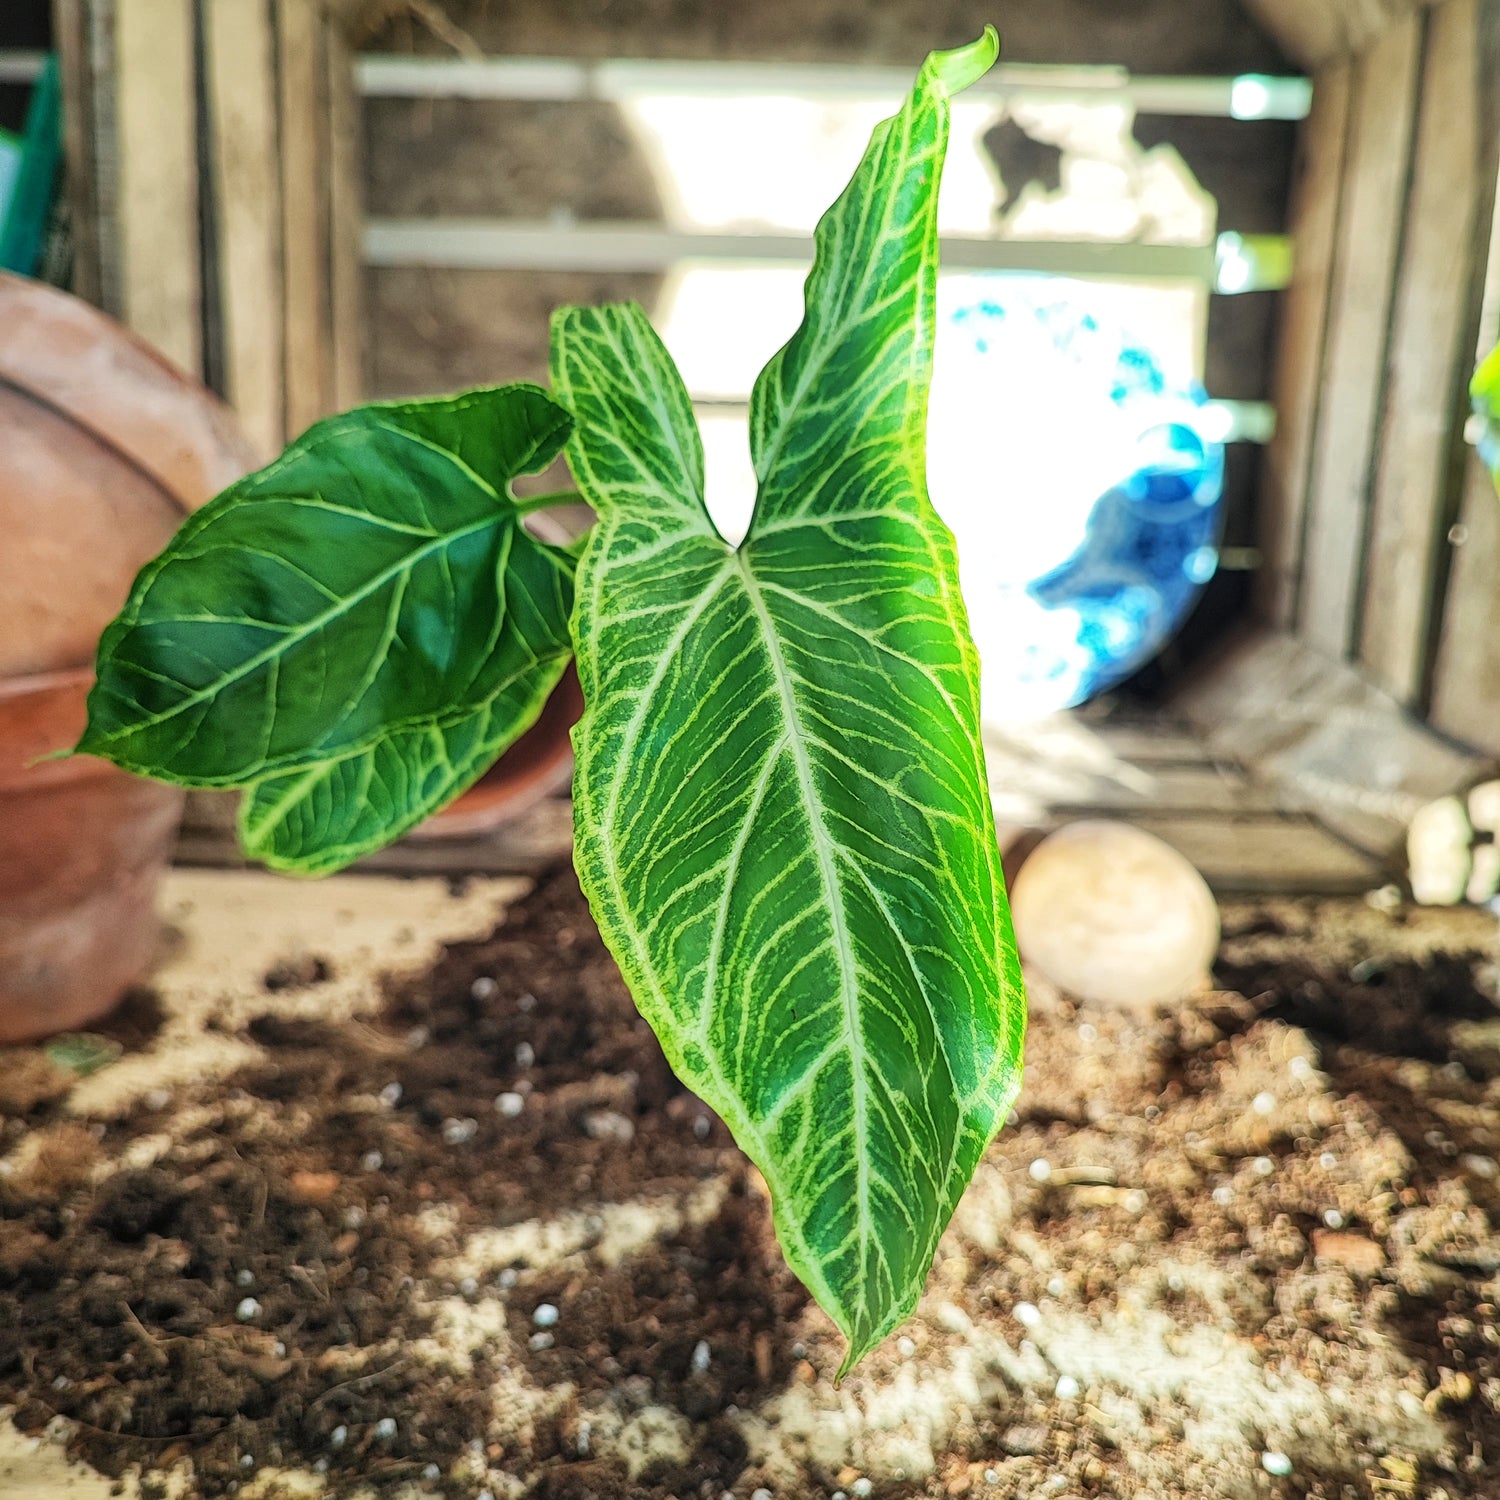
[364,218,1222,281]
[1207,400,1278,444]
[691,395,1277,443]
[0,50,48,84]
[354,53,1311,121]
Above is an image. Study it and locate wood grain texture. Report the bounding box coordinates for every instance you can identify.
[1176,628,1487,858]
[1421,0,1500,752]
[277,0,332,438]
[113,0,200,375]
[84,0,121,317]
[1133,813,1384,893]
[205,0,285,453]
[52,0,104,307]
[1242,0,1443,68]
[1430,449,1500,753]
[1299,13,1420,660]
[1359,0,1484,704]
[325,17,365,409]
[1256,62,1352,628]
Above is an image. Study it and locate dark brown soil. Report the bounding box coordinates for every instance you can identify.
[0,872,804,1498]
[4,879,1500,1499]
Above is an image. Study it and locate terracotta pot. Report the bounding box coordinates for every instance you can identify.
[0,273,259,677]
[0,671,185,1043]
[0,272,257,1040]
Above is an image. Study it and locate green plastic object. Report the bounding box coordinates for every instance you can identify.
[0,53,62,276]
[1472,342,1500,466]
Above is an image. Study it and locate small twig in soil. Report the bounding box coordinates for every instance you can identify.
[122,1303,170,1370]
[310,1357,409,1409]
[289,1263,332,1303]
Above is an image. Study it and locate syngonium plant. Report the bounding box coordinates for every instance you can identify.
[77,29,1026,1372]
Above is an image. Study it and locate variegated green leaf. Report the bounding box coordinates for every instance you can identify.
[237,552,574,874]
[553,29,1023,1371]
[79,386,576,870]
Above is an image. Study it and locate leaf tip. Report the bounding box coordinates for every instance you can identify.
[31,744,80,769]
[928,26,1000,97]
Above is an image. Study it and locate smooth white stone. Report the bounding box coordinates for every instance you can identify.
[1469,779,1500,833]
[1009,821,1219,1009]
[1469,843,1500,905]
[1407,796,1471,906]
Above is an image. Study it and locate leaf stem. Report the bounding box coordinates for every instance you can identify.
[513,489,584,515]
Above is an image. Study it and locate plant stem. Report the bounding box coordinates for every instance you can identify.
[513,489,584,515]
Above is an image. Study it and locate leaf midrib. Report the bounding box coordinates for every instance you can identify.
[731,547,876,1304]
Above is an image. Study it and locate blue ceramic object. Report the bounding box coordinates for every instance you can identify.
[929,282,1226,717]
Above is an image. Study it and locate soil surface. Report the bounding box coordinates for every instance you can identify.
[5,871,1500,1499]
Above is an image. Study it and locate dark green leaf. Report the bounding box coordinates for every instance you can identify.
[80,385,577,869]
[552,29,1023,1372]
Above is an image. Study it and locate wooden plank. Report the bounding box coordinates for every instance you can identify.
[326,17,364,409]
[985,733,1280,821]
[1241,0,1441,70]
[1256,62,1351,628]
[205,0,284,455]
[1084,723,1212,765]
[357,54,1314,117]
[1359,0,1484,704]
[277,0,332,436]
[1175,628,1488,858]
[1175,630,1345,762]
[1059,767,1284,816]
[52,0,103,306]
[364,220,1224,281]
[176,795,575,876]
[1430,450,1500,752]
[85,0,121,317]
[1422,0,1500,752]
[998,811,1381,894]
[1298,14,1421,659]
[113,0,200,375]
[1133,814,1385,895]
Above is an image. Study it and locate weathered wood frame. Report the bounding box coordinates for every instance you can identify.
[52,0,364,457]
[1179,0,1500,888]
[46,0,1500,891]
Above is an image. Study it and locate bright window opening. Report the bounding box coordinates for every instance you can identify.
[625,86,1223,717]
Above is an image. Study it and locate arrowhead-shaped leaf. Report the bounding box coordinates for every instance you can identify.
[552,29,1024,1371]
[79,385,577,869]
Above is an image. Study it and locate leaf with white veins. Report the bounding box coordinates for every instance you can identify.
[552,29,1024,1371]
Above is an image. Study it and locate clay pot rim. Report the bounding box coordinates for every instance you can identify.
[0,270,260,512]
